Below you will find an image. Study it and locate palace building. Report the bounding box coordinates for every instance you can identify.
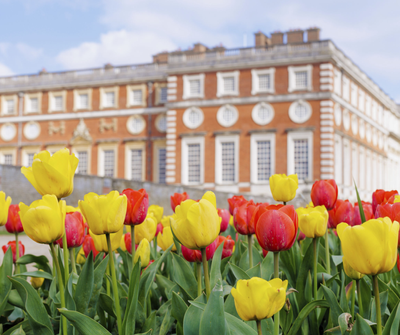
[0,28,399,200]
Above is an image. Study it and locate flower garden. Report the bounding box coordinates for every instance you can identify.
[1,148,400,335]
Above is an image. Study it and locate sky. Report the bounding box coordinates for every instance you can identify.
[0,0,399,103]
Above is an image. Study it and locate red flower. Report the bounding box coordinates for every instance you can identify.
[124,233,139,254]
[55,211,85,248]
[297,230,306,241]
[2,241,25,263]
[262,249,268,258]
[375,202,400,246]
[328,199,344,229]
[227,195,247,215]
[122,189,149,225]
[170,192,189,212]
[372,189,398,214]
[216,235,235,259]
[218,208,230,233]
[5,204,23,234]
[255,204,298,252]
[156,223,164,236]
[82,234,99,260]
[143,260,154,272]
[311,180,338,210]
[233,200,259,236]
[335,200,373,227]
[181,239,217,262]
[397,254,400,274]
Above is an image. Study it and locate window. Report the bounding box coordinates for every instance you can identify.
[252,102,274,125]
[334,134,342,184]
[288,65,312,92]
[53,96,63,111]
[215,135,239,184]
[78,94,89,109]
[24,93,42,114]
[342,76,350,101]
[221,142,235,182]
[131,90,142,105]
[366,150,371,191]
[104,92,115,108]
[251,68,275,94]
[359,146,365,190]
[76,151,88,174]
[183,107,204,129]
[251,133,275,183]
[158,148,166,184]
[22,147,40,167]
[153,141,167,183]
[334,69,342,95]
[287,131,313,181]
[188,144,201,183]
[130,149,143,181]
[352,143,358,185]
[258,75,270,91]
[104,150,114,177]
[27,153,35,167]
[365,95,371,116]
[217,105,239,127]
[127,85,145,107]
[98,144,117,177]
[288,100,312,123]
[124,142,145,181]
[358,90,365,112]
[217,71,239,97]
[5,99,15,115]
[160,87,168,103]
[343,140,351,186]
[189,80,201,95]
[351,83,357,107]
[1,95,17,116]
[126,115,146,135]
[29,98,38,112]
[183,74,204,99]
[181,136,204,185]
[3,154,12,165]
[0,123,16,142]
[155,114,167,133]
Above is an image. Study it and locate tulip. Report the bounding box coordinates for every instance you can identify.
[21,148,78,199]
[336,200,374,227]
[328,199,344,229]
[372,189,398,214]
[157,226,177,252]
[170,192,189,212]
[397,254,400,274]
[262,248,268,258]
[310,180,338,210]
[82,234,99,260]
[121,188,149,225]
[5,204,23,234]
[216,235,235,259]
[269,174,298,203]
[218,208,230,233]
[76,247,86,265]
[134,238,150,268]
[148,204,163,223]
[89,228,123,253]
[182,239,217,263]
[0,191,11,226]
[375,202,400,246]
[343,256,364,281]
[227,195,247,215]
[2,241,25,263]
[161,216,171,227]
[127,214,157,244]
[343,256,364,319]
[123,233,139,254]
[119,234,127,252]
[296,206,328,238]
[31,271,45,289]
[156,223,164,236]
[55,211,85,249]
[143,260,154,272]
[298,230,306,241]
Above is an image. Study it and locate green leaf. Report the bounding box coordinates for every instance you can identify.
[58,308,112,334]
[338,313,352,335]
[9,326,25,335]
[246,263,261,278]
[260,251,274,281]
[87,254,109,318]
[383,301,400,335]
[295,241,314,310]
[74,250,94,315]
[350,314,374,335]
[16,254,52,273]
[199,280,225,335]
[371,290,388,323]
[171,252,198,299]
[171,291,188,325]
[377,276,400,312]
[8,289,24,309]
[0,247,13,316]
[332,255,343,266]
[156,274,177,300]
[98,293,117,318]
[65,274,76,335]
[183,295,207,335]
[354,182,366,223]
[2,320,31,335]
[239,245,262,271]
[229,263,250,281]
[359,277,372,319]
[210,243,224,290]
[15,271,53,280]
[159,304,174,335]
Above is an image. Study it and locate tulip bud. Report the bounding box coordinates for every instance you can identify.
[217,209,230,233]
[30,270,45,289]
[170,192,189,213]
[127,213,157,244]
[234,200,258,236]
[134,238,150,268]
[310,180,338,210]
[55,211,85,249]
[82,234,99,260]
[157,226,177,251]
[121,188,149,225]
[343,256,364,280]
[335,200,373,227]
[227,195,247,215]
[269,174,298,203]
[372,189,398,214]
[328,199,344,229]
[181,239,217,262]
[148,205,164,223]
[2,241,25,263]
[76,247,86,265]
[89,228,123,253]
[124,233,138,254]
[296,205,328,238]
[0,191,12,226]
[216,235,235,259]
[156,223,164,236]
[5,204,23,234]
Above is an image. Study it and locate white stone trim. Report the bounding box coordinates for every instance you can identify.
[250,132,275,184]
[126,84,146,107]
[21,146,41,167]
[319,71,332,77]
[166,177,176,183]
[0,147,17,165]
[321,173,334,179]
[320,84,333,91]
[288,100,312,124]
[216,71,240,97]
[99,86,119,109]
[251,68,275,95]
[167,76,177,82]
[183,107,204,129]
[73,88,92,111]
[0,123,16,142]
[24,92,42,114]
[0,94,18,116]
[320,127,334,133]
[320,120,334,126]
[252,102,275,126]
[182,73,205,99]
[167,82,177,88]
[217,104,239,127]
[166,110,177,116]
[48,90,67,113]
[167,95,177,101]
[320,100,334,107]
[215,134,239,185]
[320,77,333,84]
[181,136,205,185]
[321,114,333,120]
[288,65,313,92]
[321,133,333,139]
[320,63,333,70]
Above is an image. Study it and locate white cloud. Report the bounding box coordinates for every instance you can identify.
[15,43,43,60]
[0,63,14,76]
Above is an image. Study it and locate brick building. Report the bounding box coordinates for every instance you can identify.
[0,28,399,200]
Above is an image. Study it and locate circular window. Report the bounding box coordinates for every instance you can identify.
[155,114,167,133]
[23,121,41,140]
[366,124,372,143]
[334,104,341,126]
[183,107,204,129]
[126,115,146,135]
[343,109,350,131]
[217,105,238,127]
[252,102,274,125]
[359,119,365,139]
[288,100,312,123]
[351,114,358,135]
[1,123,16,142]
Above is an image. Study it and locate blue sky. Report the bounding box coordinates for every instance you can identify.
[0,0,399,103]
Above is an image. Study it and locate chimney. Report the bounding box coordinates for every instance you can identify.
[271,31,284,45]
[254,31,270,47]
[193,43,208,53]
[287,29,304,44]
[153,52,168,63]
[307,27,320,42]
[104,63,113,70]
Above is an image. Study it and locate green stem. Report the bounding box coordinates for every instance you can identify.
[313,237,319,300]
[201,248,211,300]
[70,248,77,274]
[256,319,262,335]
[106,233,122,333]
[356,279,363,318]
[106,264,111,296]
[372,275,382,335]
[196,262,202,297]
[248,234,253,269]
[50,243,67,335]
[62,228,69,285]
[324,229,330,274]
[131,225,135,270]
[350,280,356,319]
[273,252,280,335]
[15,233,20,274]
[153,238,157,258]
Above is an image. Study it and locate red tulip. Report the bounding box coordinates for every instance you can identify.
[143,260,154,272]
[218,208,230,233]
[2,241,25,263]
[227,195,247,215]
[55,211,85,248]
[328,199,344,229]
[262,249,268,258]
[181,239,217,262]
[233,200,259,236]
[216,235,235,259]
[335,200,373,227]
[124,233,139,254]
[372,189,398,214]
[397,254,400,274]
[255,204,298,252]
[311,180,338,210]
[170,192,189,212]
[297,230,306,241]
[375,202,400,246]
[5,205,23,234]
[156,223,164,236]
[82,234,99,260]
[122,188,149,225]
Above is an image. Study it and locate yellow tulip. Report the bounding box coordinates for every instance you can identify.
[394,195,400,203]
[269,174,298,202]
[171,192,221,249]
[120,234,127,252]
[89,228,123,253]
[79,191,127,235]
[127,214,157,244]
[161,215,171,227]
[77,247,86,265]
[229,215,235,228]
[30,271,45,289]
[148,205,164,223]
[296,205,328,238]
[231,277,288,321]
[343,256,364,280]
[157,226,177,251]
[202,191,217,208]
[134,238,150,268]
[21,148,79,199]
[337,217,399,275]
[0,191,11,226]
[19,195,66,244]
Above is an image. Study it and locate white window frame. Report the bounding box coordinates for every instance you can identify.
[288,65,313,92]
[126,84,146,107]
[153,140,167,183]
[73,89,92,111]
[0,148,17,165]
[358,89,365,112]
[287,131,313,181]
[183,74,205,99]
[216,71,240,97]
[48,91,66,113]
[100,86,119,109]
[24,93,42,114]
[334,68,342,96]
[365,95,371,116]
[215,135,239,185]
[342,75,350,101]
[359,146,365,190]
[1,94,18,116]
[71,146,92,175]
[343,139,351,186]
[251,68,275,95]
[250,133,275,184]
[98,143,118,177]
[155,83,168,105]
[334,134,342,184]
[351,142,358,185]
[124,141,146,181]
[288,100,312,124]
[351,82,358,107]
[21,146,41,167]
[181,136,204,185]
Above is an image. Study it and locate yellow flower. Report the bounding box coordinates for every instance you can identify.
[343,256,364,280]
[231,277,288,321]
[229,215,235,228]
[202,191,217,208]
[171,192,221,249]
[394,195,400,203]
[77,247,86,265]
[296,205,328,238]
[337,217,399,275]
[89,228,123,253]
[161,215,171,227]
[19,195,66,244]
[21,148,79,199]
[119,234,127,252]
[148,205,164,223]
[30,271,45,289]
[0,191,11,226]
[157,226,177,251]
[134,238,150,268]
[127,214,157,244]
[79,191,127,235]
[269,174,298,202]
